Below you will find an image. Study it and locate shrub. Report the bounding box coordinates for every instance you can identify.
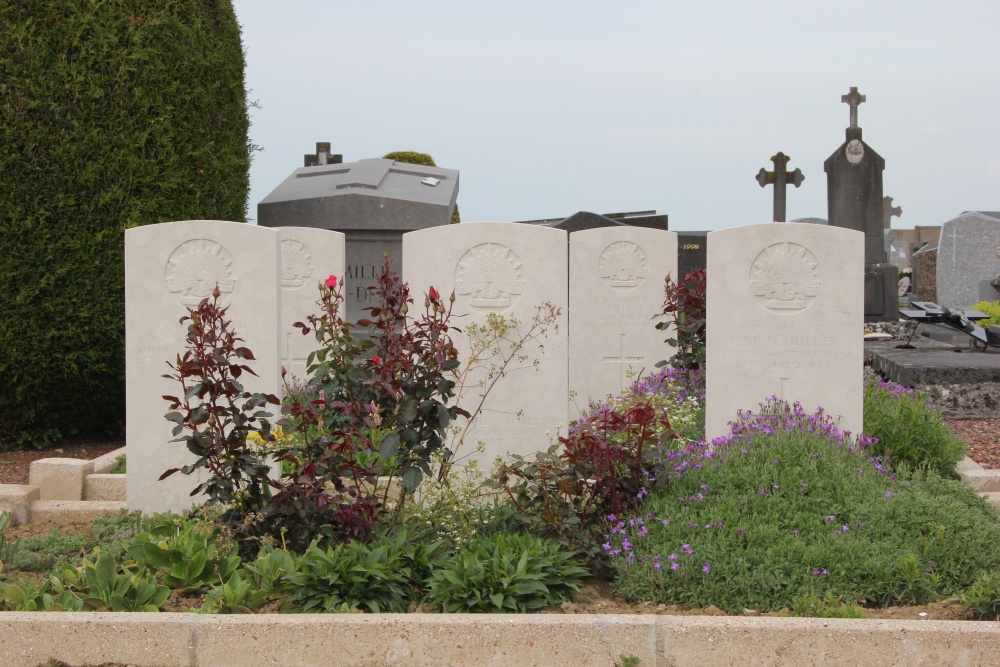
[427,533,588,613]
[656,269,706,369]
[161,290,281,528]
[971,301,1000,329]
[961,570,1000,619]
[0,0,252,449]
[607,402,1000,613]
[863,376,965,476]
[496,402,692,568]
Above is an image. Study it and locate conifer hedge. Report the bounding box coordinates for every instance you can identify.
[0,0,252,448]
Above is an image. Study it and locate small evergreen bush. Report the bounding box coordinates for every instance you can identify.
[0,0,252,449]
[863,376,965,476]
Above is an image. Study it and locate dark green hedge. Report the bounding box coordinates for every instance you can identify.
[0,0,251,449]
[383,151,460,224]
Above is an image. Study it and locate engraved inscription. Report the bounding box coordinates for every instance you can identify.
[846,139,864,165]
[717,321,846,371]
[581,296,654,327]
[280,240,313,289]
[474,414,554,449]
[598,242,648,292]
[749,243,821,313]
[455,243,525,312]
[164,239,236,307]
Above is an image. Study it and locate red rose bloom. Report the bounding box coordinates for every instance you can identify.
[325,275,337,288]
[428,286,439,301]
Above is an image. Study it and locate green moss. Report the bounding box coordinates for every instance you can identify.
[0,0,252,448]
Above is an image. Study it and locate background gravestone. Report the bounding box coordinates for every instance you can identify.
[402,223,568,465]
[936,211,1000,308]
[912,243,938,303]
[705,223,863,442]
[823,87,897,322]
[125,220,281,515]
[677,231,708,279]
[568,228,677,417]
[278,227,345,383]
[258,155,458,322]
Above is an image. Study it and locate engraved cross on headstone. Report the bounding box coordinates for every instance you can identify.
[841,87,866,129]
[756,152,804,223]
[603,333,644,391]
[946,226,963,268]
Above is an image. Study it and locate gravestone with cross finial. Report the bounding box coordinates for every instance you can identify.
[824,86,897,321]
[259,152,459,322]
[756,152,804,222]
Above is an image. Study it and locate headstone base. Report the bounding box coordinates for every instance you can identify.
[864,263,899,323]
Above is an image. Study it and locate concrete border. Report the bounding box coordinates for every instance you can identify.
[1,612,1000,666]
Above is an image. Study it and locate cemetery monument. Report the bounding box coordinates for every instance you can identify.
[258,147,458,322]
[823,87,898,322]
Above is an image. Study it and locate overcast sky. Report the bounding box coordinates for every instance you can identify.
[233,1,999,231]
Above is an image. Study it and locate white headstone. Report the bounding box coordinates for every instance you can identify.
[936,212,1000,308]
[402,223,568,465]
[569,228,677,416]
[278,227,345,384]
[705,223,863,441]
[125,220,281,514]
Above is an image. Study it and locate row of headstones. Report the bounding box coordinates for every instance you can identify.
[125,220,864,514]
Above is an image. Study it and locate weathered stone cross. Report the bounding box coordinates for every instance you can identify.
[756,152,804,223]
[841,87,866,128]
[882,196,902,229]
[304,142,343,167]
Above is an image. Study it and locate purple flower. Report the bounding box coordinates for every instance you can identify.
[792,530,799,537]
[681,543,694,555]
[671,562,679,571]
[702,562,711,574]
[884,491,893,499]
[668,553,678,561]
[823,515,835,523]
[662,519,670,526]
[652,562,662,569]
[736,527,745,536]
[811,568,829,576]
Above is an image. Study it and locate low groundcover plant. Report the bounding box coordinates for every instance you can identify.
[607,398,1000,613]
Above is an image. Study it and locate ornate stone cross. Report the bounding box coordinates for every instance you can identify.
[756,152,804,222]
[841,87,866,128]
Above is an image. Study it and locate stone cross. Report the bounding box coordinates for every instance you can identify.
[304,142,343,167]
[841,87,866,128]
[756,152,804,223]
[882,196,902,229]
[603,333,644,391]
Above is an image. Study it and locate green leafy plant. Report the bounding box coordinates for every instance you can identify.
[656,268,706,370]
[110,455,127,474]
[863,376,965,475]
[607,400,1000,613]
[960,570,1000,619]
[427,533,588,613]
[790,590,866,618]
[126,516,241,590]
[55,551,170,612]
[283,537,413,613]
[971,301,1000,329]
[616,655,642,667]
[0,511,22,569]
